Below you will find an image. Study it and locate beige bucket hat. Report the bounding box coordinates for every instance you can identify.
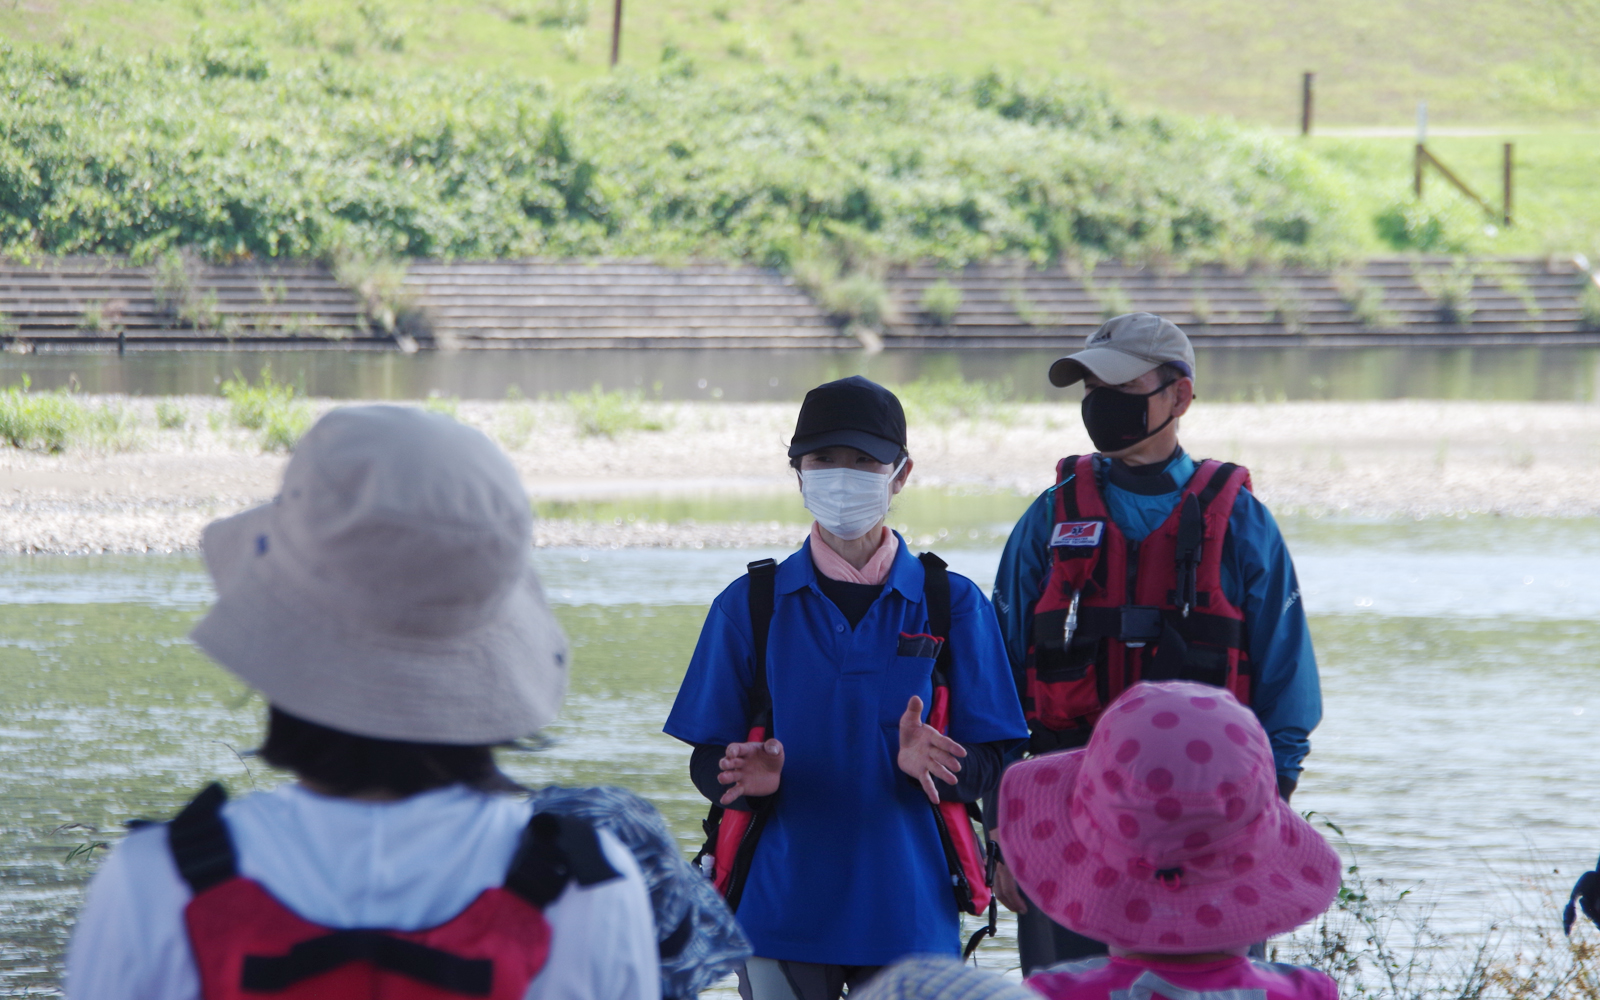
[1049,312,1196,388]
[190,404,569,745]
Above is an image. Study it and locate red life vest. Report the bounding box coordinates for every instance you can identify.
[1024,455,1254,753]
[167,783,619,1000]
[696,554,994,942]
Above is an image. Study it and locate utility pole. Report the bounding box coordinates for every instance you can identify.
[1301,72,1315,136]
[610,0,623,67]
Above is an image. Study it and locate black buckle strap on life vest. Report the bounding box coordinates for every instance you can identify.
[168,783,238,895]
[1196,460,1242,511]
[505,811,621,909]
[240,930,494,996]
[1143,620,1190,683]
[1061,605,1243,649]
[1173,492,1203,618]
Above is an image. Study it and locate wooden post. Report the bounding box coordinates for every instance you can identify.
[1502,142,1514,227]
[609,0,623,67]
[1414,100,1427,198]
[1301,72,1314,136]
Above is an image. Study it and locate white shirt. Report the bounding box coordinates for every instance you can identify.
[67,784,659,1000]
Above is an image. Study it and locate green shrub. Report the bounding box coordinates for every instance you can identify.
[82,404,142,451]
[78,301,105,333]
[893,375,1015,424]
[1256,278,1309,334]
[0,47,1360,267]
[920,280,963,325]
[1415,260,1478,325]
[331,252,423,334]
[499,403,538,450]
[565,385,667,438]
[220,365,312,450]
[537,0,590,29]
[1091,280,1133,321]
[1333,270,1399,328]
[259,406,314,453]
[820,273,893,327]
[0,376,84,452]
[1006,285,1052,327]
[1374,199,1475,253]
[155,399,188,429]
[421,394,459,418]
[1580,281,1600,330]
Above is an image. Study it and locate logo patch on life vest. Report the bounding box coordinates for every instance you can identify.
[898,633,945,658]
[1050,521,1104,548]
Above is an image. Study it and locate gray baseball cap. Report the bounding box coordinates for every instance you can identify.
[1049,312,1196,387]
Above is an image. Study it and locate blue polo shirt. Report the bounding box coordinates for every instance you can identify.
[665,535,1028,965]
[992,452,1321,779]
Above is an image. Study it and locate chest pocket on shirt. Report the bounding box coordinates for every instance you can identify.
[896,633,944,659]
[882,633,940,726]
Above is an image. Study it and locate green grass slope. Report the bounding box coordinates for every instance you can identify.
[3,0,1598,126]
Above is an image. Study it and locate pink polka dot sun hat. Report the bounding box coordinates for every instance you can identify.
[993,681,1339,953]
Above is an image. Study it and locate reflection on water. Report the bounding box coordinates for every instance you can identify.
[4,516,1600,993]
[5,345,1600,402]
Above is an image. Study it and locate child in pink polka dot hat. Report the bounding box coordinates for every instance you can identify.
[993,680,1339,1000]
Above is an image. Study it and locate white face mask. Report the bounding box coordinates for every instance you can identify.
[800,459,906,541]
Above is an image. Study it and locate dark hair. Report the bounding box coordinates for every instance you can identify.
[258,706,523,798]
[788,447,910,472]
[1156,362,1192,385]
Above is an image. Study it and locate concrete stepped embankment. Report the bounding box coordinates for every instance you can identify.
[0,256,1593,353]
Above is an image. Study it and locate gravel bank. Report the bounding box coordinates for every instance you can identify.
[3,395,1599,554]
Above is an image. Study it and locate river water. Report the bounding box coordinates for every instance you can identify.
[7,344,1600,402]
[2,506,1598,995]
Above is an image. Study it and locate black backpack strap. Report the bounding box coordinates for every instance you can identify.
[167,783,238,894]
[917,552,953,679]
[746,558,777,727]
[1055,456,1084,520]
[692,558,781,886]
[1173,461,1239,619]
[505,812,621,908]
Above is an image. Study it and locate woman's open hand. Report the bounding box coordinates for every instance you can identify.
[897,695,966,805]
[717,739,784,805]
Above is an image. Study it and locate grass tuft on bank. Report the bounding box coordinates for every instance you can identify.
[0,376,141,453]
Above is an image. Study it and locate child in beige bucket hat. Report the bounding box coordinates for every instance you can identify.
[67,405,661,1000]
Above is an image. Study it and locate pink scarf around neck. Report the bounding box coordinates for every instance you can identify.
[809,523,898,585]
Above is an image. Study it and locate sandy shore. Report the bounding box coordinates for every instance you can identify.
[3,395,1599,554]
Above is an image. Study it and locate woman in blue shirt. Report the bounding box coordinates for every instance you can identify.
[665,377,1027,1000]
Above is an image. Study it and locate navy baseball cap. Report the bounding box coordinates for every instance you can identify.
[787,376,907,465]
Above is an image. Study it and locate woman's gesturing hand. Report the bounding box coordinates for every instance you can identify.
[897,695,966,805]
[717,739,784,805]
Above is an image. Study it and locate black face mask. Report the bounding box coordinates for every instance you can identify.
[1081,381,1177,453]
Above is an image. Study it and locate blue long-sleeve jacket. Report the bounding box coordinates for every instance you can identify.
[991,451,1321,779]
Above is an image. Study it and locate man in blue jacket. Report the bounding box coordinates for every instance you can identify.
[990,313,1322,974]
